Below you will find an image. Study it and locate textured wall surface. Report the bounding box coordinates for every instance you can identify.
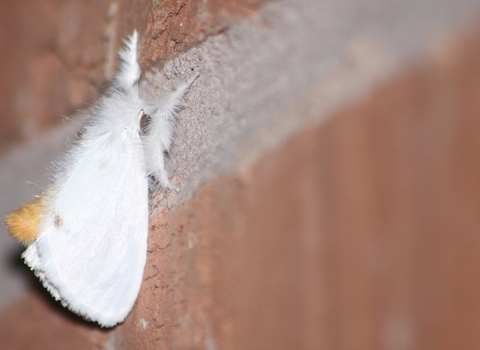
[1,0,480,349]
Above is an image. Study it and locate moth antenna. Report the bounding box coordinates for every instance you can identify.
[114,30,141,88]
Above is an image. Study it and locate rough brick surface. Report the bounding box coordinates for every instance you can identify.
[0,0,267,150]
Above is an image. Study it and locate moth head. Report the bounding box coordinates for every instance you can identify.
[139,109,152,136]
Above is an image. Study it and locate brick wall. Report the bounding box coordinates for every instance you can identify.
[1,0,480,349]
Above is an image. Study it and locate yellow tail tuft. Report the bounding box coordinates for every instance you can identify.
[4,194,47,245]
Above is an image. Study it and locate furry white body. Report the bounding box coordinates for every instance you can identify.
[22,31,195,327]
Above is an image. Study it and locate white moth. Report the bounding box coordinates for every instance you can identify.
[5,31,196,327]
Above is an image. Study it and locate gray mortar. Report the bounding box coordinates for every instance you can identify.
[143,0,480,208]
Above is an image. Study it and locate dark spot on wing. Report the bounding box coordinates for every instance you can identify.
[98,160,107,171]
[53,214,63,229]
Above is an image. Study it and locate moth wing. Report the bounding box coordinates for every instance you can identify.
[23,131,148,327]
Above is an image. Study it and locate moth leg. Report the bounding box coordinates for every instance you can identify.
[143,74,198,192]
